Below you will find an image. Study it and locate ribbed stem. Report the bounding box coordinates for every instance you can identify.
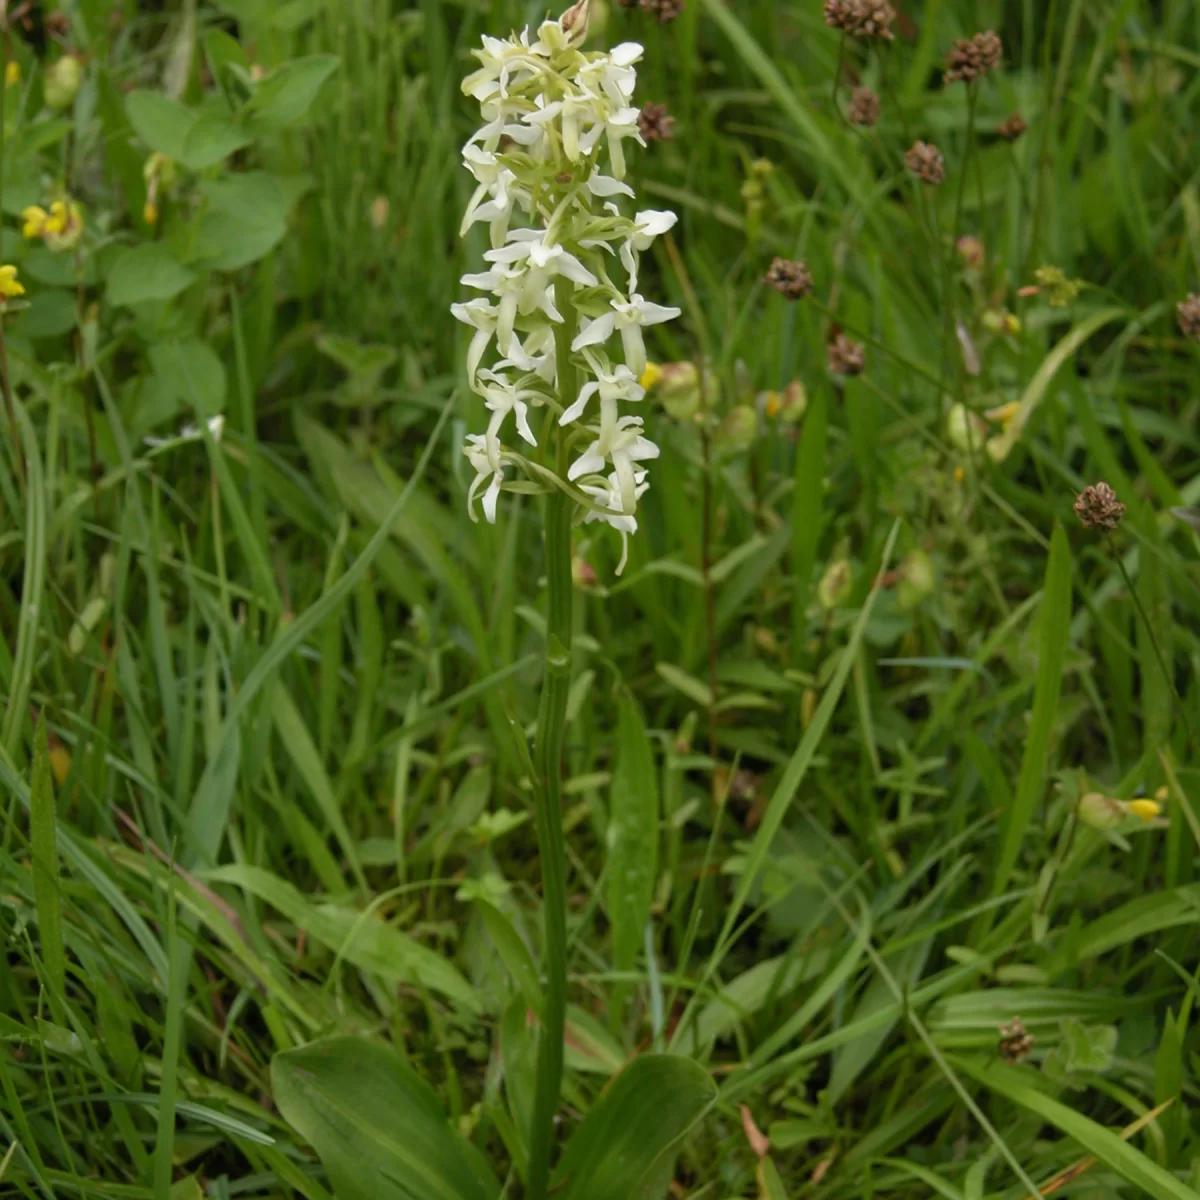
[527,283,577,1200]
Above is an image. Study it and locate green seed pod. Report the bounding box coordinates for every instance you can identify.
[896,549,935,610]
[44,55,83,111]
[656,361,701,420]
[818,558,852,610]
[713,404,758,456]
[1077,792,1124,831]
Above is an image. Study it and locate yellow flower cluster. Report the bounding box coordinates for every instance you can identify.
[0,264,25,301]
[23,199,84,252]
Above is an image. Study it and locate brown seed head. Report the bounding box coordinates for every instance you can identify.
[998,1017,1035,1065]
[828,334,866,376]
[638,101,675,143]
[640,0,684,22]
[1177,293,1200,341]
[997,112,1028,142]
[824,0,896,41]
[946,31,1003,83]
[1074,482,1125,532]
[765,257,813,301]
[848,86,881,127]
[905,140,945,184]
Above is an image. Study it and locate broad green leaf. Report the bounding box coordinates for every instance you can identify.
[30,721,65,998]
[195,172,288,270]
[21,289,77,339]
[246,55,339,131]
[107,244,196,307]
[991,524,1071,899]
[272,1036,500,1200]
[180,112,253,169]
[608,692,658,983]
[204,864,477,1010]
[553,1056,716,1199]
[22,246,98,287]
[957,1057,1196,1200]
[125,90,197,160]
[148,339,227,416]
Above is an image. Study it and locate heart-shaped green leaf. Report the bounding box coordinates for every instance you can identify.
[272,1036,500,1200]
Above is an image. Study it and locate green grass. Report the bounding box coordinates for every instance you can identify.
[3,0,1200,1195]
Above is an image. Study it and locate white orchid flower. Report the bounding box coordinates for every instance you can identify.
[567,413,660,515]
[559,350,644,425]
[579,465,649,574]
[454,9,676,546]
[571,292,681,377]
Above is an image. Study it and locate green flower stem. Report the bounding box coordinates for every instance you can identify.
[527,279,578,1200]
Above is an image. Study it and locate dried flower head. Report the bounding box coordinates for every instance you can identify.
[946,31,1003,83]
[828,334,866,376]
[638,101,675,142]
[1074,482,1125,532]
[824,0,896,41]
[999,1018,1034,1064]
[765,257,813,300]
[848,86,880,127]
[956,235,984,267]
[640,0,683,22]
[997,112,1028,142]
[905,140,945,184]
[1177,293,1200,341]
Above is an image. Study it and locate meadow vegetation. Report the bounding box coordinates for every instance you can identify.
[2,0,1200,1196]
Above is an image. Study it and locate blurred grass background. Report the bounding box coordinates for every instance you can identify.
[3,0,1200,1194]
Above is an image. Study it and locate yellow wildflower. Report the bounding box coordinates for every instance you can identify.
[953,465,965,483]
[49,743,71,786]
[1127,798,1162,823]
[23,199,83,251]
[22,205,49,239]
[0,264,25,300]
[763,390,782,418]
[6,61,20,88]
[986,400,1021,431]
[639,361,663,390]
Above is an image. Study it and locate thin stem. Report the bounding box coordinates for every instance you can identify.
[0,27,22,495]
[526,281,577,1200]
[1110,537,1196,753]
[698,363,718,775]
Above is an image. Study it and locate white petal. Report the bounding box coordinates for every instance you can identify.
[482,473,502,523]
[611,42,644,65]
[560,380,598,425]
[572,311,616,351]
[557,251,598,287]
[568,448,607,481]
[634,299,681,326]
[587,172,634,198]
[513,401,536,445]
